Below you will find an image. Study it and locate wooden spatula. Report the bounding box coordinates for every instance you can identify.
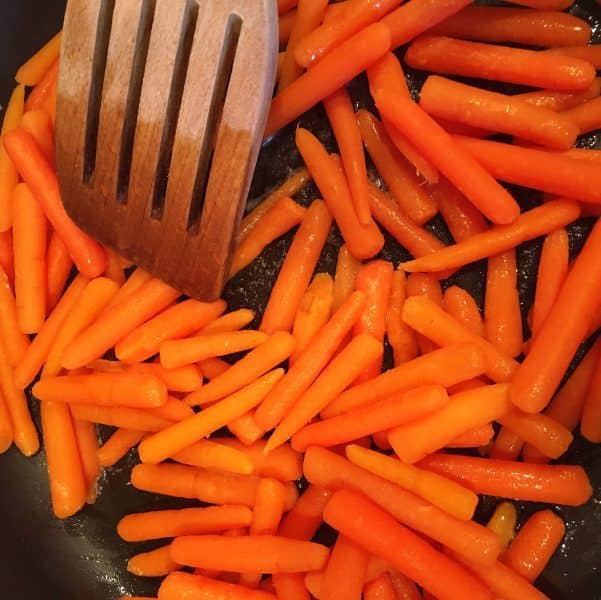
[55,0,278,300]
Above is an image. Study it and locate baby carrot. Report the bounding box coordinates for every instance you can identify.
[70,404,173,432]
[346,444,478,521]
[406,35,595,91]
[0,264,30,367]
[170,535,329,573]
[15,31,61,86]
[444,286,484,338]
[363,573,396,600]
[324,343,487,417]
[406,273,443,355]
[20,109,55,166]
[104,267,152,311]
[159,572,276,600]
[512,218,601,413]
[321,535,369,600]
[260,200,332,335]
[128,362,201,393]
[490,428,524,461]
[102,248,125,286]
[13,274,88,389]
[324,87,371,224]
[128,543,179,578]
[266,23,392,136]
[265,334,383,453]
[97,428,145,467]
[199,357,230,380]
[546,44,601,68]
[173,440,254,475]
[430,7,591,47]
[0,389,13,453]
[562,95,601,135]
[278,8,296,46]
[228,412,265,446]
[200,309,255,335]
[516,79,601,112]
[24,58,58,112]
[304,447,502,565]
[150,396,195,423]
[187,332,295,407]
[73,419,100,504]
[419,453,593,506]
[278,484,331,540]
[487,502,518,550]
[296,129,384,259]
[531,229,569,339]
[357,110,437,225]
[386,270,418,366]
[0,231,14,287]
[580,350,601,443]
[324,490,493,600]
[503,510,565,582]
[292,385,449,452]
[279,0,298,13]
[420,76,578,151]
[401,200,580,273]
[45,232,73,311]
[332,244,360,312]
[4,128,107,277]
[449,424,495,448]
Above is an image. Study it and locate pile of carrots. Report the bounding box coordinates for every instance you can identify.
[0,0,600,598]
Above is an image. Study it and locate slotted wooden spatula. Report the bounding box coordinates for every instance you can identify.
[56,0,278,300]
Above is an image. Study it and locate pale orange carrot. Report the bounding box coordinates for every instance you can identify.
[172,439,255,475]
[228,411,266,446]
[332,244,361,312]
[486,501,518,550]
[70,404,173,433]
[97,428,145,467]
[46,231,73,310]
[0,231,14,287]
[386,270,418,365]
[0,264,30,367]
[159,572,276,600]
[127,543,180,578]
[199,309,255,335]
[104,267,152,311]
[20,109,55,166]
[15,32,62,86]
[73,418,100,504]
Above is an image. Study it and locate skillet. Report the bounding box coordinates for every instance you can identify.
[0,1,600,598]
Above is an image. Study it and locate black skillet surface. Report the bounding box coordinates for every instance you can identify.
[1,1,601,598]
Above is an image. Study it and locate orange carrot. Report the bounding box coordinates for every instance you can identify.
[486,501,518,550]
[116,298,225,364]
[562,95,601,135]
[14,274,89,389]
[278,484,331,541]
[444,286,484,338]
[290,273,333,363]
[46,232,73,311]
[187,332,295,407]
[430,7,590,47]
[200,309,255,335]
[170,535,329,573]
[406,35,595,91]
[346,444,478,521]
[0,389,13,453]
[406,273,443,355]
[323,343,487,418]
[149,395,195,423]
[516,79,601,112]
[172,440,254,475]
[511,218,601,413]
[324,490,493,600]
[419,453,592,506]
[239,168,311,244]
[161,331,269,369]
[70,404,173,433]
[449,424,494,448]
[279,0,329,91]
[103,248,126,286]
[104,267,152,311]
[20,109,55,165]
[97,428,145,467]
[490,428,524,461]
[0,265,30,367]
[363,573,397,600]
[389,384,512,463]
[128,543,179,578]
[353,261,393,381]
[332,244,360,311]
[254,291,365,431]
[357,110,437,225]
[0,231,14,287]
[159,572,276,600]
[292,385,448,452]
[545,44,601,68]
[293,0,401,68]
[401,200,580,273]
[321,534,369,600]
[115,361,201,393]
[4,128,107,277]
[279,9,296,46]
[580,350,601,443]
[231,197,305,278]
[265,334,383,453]
[16,32,61,86]
[73,418,100,504]
[531,229,569,339]
[228,412,265,446]
[503,510,565,582]
[304,447,502,565]
[0,340,39,456]
[279,0,299,14]
[139,369,283,464]
[25,59,58,113]
[260,200,332,334]
[420,76,578,151]
[386,270,418,366]
[323,87,371,224]
[266,23,392,136]
[118,505,253,542]
[295,130,384,259]
[199,357,230,380]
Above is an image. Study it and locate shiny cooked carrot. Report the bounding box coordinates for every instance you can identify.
[386,270,419,366]
[332,245,361,312]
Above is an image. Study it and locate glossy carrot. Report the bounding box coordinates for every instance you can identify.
[363,573,397,600]
[104,267,152,311]
[516,79,601,112]
[401,200,580,273]
[444,286,484,338]
[324,87,371,224]
[386,270,418,366]
[159,572,276,600]
[406,35,595,90]
[101,248,125,286]
[199,357,230,380]
[14,274,89,389]
[419,453,592,506]
[304,447,502,565]
[357,110,437,225]
[199,309,255,335]
[486,502,518,550]
[0,231,14,287]
[97,428,145,467]
[0,388,13,453]
[278,9,296,46]
[266,23,392,136]
[321,535,369,600]
[296,129,384,259]
[292,385,449,452]
[24,58,58,113]
[45,232,73,310]
[127,543,179,578]
[449,423,494,448]
[278,484,331,541]
[187,332,295,407]
[4,128,107,277]
[324,343,487,417]
[430,7,590,47]
[293,0,401,68]
[490,428,524,461]
[406,273,443,355]
[332,245,360,312]
[546,44,601,68]
[503,510,565,582]
[0,265,30,367]
[512,218,601,413]
[580,350,601,443]
[20,109,55,166]
[173,440,254,475]
[562,94,601,135]
[139,369,283,464]
[531,229,569,339]
[227,412,265,446]
[16,32,61,85]
[70,404,173,432]
[73,419,100,504]
[278,0,299,14]
[324,490,493,600]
